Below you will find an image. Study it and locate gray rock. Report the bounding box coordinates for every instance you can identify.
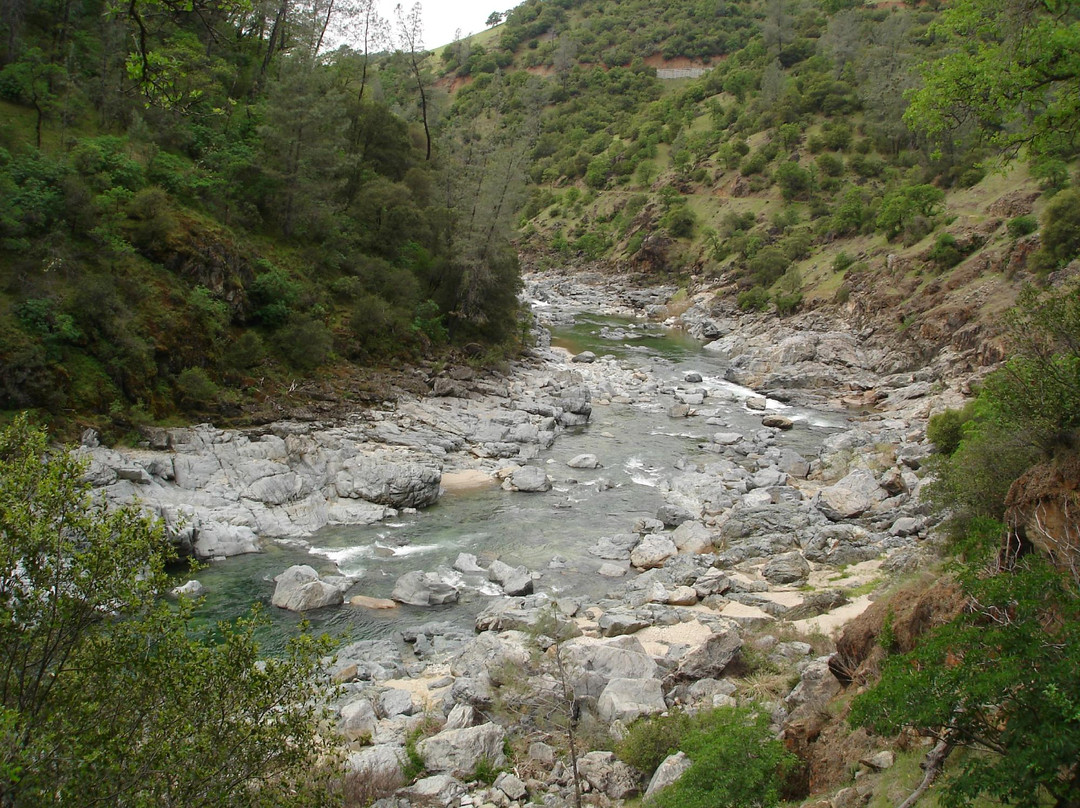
[777,448,810,479]
[391,571,460,607]
[397,774,466,807]
[645,751,692,799]
[590,533,639,560]
[762,552,810,585]
[816,468,886,521]
[577,751,641,800]
[336,457,441,509]
[170,579,206,599]
[339,697,378,741]
[598,610,651,637]
[598,677,667,724]
[528,741,556,765]
[671,521,713,554]
[452,552,487,574]
[860,750,896,771]
[377,688,415,719]
[746,396,767,410]
[598,562,628,577]
[450,631,530,679]
[672,627,742,681]
[571,351,597,363]
[271,565,346,612]
[494,771,528,800]
[630,535,678,569]
[510,465,551,493]
[346,745,405,798]
[488,559,535,596]
[444,703,479,730]
[657,503,695,527]
[418,723,507,778]
[567,453,601,469]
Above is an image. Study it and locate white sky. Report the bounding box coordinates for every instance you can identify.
[376,0,505,50]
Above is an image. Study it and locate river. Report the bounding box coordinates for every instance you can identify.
[185,311,850,652]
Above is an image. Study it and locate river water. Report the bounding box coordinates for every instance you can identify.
[187,313,848,652]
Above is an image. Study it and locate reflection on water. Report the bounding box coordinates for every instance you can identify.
[182,313,850,653]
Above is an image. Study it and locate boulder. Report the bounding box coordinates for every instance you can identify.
[417,723,507,778]
[671,627,743,681]
[271,565,346,612]
[377,688,415,719]
[335,457,441,509]
[170,579,206,599]
[452,552,487,574]
[598,610,651,637]
[816,469,886,521]
[645,751,692,799]
[577,751,641,800]
[391,571,460,606]
[671,521,713,554]
[444,703,479,730]
[510,465,551,493]
[597,678,667,724]
[339,697,378,741]
[488,559,535,596]
[571,351,597,363]
[494,771,528,801]
[397,774,466,808]
[567,453,602,469]
[630,535,678,569]
[762,551,810,585]
[346,745,405,795]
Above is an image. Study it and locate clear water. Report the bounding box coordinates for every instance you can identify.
[183,313,849,653]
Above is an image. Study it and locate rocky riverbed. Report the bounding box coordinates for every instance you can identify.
[80,271,981,807]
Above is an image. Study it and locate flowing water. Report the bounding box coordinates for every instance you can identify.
[186,313,849,652]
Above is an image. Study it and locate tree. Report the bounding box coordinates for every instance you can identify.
[905,0,1080,159]
[395,2,431,161]
[850,548,1080,808]
[486,10,503,27]
[0,416,335,806]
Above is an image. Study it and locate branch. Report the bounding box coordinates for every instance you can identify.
[896,734,955,808]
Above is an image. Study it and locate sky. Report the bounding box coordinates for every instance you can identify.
[375,0,506,50]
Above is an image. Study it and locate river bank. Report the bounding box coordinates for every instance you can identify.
[80,271,973,806]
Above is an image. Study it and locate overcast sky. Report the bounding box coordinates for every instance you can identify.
[375,0,507,50]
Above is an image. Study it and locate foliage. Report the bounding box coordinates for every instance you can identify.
[1007,214,1038,239]
[648,706,798,808]
[1037,189,1080,268]
[905,0,1080,160]
[875,184,945,241]
[737,286,771,312]
[850,549,1080,808]
[926,405,972,455]
[616,710,696,776]
[0,417,335,806]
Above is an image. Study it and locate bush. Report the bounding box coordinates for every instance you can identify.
[275,318,333,371]
[1007,214,1038,239]
[928,233,964,269]
[926,406,969,455]
[1037,188,1080,267]
[0,417,334,805]
[175,366,219,409]
[737,286,771,311]
[616,711,695,776]
[649,706,798,808]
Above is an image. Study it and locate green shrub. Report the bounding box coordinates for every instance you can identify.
[616,711,695,776]
[1006,214,1037,239]
[250,263,301,327]
[927,407,968,455]
[175,367,218,409]
[649,706,798,808]
[1037,188,1080,267]
[737,286,771,311]
[832,251,855,272]
[928,233,964,269]
[223,331,265,372]
[274,318,333,371]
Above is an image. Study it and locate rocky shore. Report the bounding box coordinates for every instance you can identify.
[81,271,983,807]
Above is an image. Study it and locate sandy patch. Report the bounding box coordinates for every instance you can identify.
[756,590,805,608]
[382,664,452,710]
[790,594,874,637]
[720,602,774,621]
[806,558,884,591]
[441,469,498,493]
[634,620,715,657]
